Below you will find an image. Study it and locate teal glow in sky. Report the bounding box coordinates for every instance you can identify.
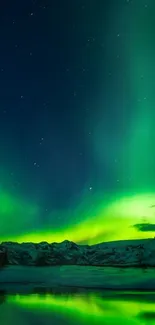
[0,1,155,244]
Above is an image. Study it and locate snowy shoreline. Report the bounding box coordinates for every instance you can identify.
[0,265,155,294]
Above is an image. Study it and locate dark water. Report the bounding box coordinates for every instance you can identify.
[1,291,155,325]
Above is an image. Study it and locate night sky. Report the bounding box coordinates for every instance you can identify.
[1,0,155,244]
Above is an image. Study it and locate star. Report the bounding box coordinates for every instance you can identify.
[39,137,44,145]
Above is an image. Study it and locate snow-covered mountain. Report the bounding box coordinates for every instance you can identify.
[0,238,155,267]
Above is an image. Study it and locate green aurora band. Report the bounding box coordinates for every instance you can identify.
[1,190,155,244]
[1,2,155,245]
[125,0,155,191]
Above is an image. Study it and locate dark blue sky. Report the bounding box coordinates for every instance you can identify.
[0,0,118,209]
[1,0,152,241]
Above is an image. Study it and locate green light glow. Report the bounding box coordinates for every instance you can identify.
[0,189,40,239]
[7,293,155,325]
[1,4,155,245]
[124,1,155,191]
[1,191,155,244]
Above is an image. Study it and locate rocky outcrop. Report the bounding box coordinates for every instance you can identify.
[0,247,7,267]
[1,238,155,267]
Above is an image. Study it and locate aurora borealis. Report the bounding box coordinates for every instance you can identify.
[0,1,155,245]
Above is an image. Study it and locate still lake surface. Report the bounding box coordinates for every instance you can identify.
[0,291,155,325]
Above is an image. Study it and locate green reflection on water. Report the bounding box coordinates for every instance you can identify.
[1,292,155,324]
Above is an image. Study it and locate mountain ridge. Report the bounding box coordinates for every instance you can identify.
[0,237,155,267]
